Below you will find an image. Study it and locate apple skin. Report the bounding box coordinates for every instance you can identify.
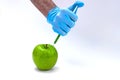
[32,44,58,71]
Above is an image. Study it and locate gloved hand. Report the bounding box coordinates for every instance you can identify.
[47,1,84,36]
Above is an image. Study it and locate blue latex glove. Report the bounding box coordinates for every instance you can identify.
[47,1,84,36]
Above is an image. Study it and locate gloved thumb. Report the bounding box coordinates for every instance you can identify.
[68,0,84,12]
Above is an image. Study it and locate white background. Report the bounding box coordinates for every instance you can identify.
[0,0,120,80]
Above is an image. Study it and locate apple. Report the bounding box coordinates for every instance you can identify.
[32,44,58,71]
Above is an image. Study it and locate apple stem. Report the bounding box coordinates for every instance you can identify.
[45,44,48,48]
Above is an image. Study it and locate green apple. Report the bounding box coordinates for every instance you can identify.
[32,44,58,71]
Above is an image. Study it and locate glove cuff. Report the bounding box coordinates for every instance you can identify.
[47,7,60,24]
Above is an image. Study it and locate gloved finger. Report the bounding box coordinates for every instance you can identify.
[62,13,75,28]
[74,0,84,8]
[59,23,71,33]
[68,0,84,11]
[52,25,66,36]
[64,9,78,22]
